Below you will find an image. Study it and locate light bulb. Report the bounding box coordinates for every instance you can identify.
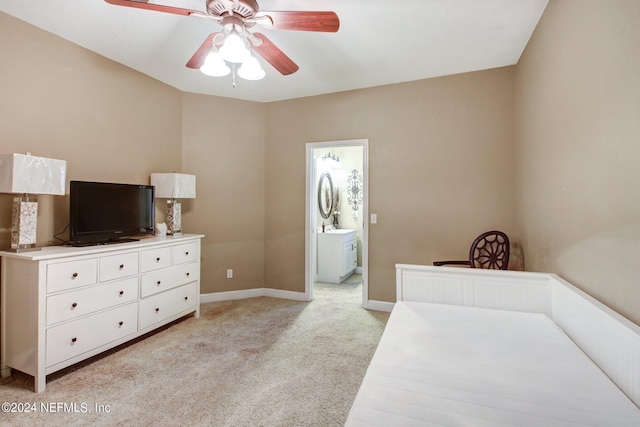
[200,51,230,77]
[219,33,250,64]
[237,56,265,81]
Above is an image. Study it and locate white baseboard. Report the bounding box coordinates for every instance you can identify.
[200,288,264,303]
[263,288,309,301]
[200,289,392,312]
[200,288,308,304]
[365,300,395,312]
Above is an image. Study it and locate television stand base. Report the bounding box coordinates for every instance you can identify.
[70,237,140,247]
[107,238,140,244]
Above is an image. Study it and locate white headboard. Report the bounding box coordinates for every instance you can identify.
[396,264,551,315]
[395,264,640,409]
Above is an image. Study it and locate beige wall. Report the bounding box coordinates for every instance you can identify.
[7,2,637,326]
[0,13,264,297]
[0,12,182,248]
[515,0,640,324]
[1,13,518,306]
[265,69,518,301]
[181,94,265,294]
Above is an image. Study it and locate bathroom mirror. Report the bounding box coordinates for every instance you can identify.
[317,172,334,219]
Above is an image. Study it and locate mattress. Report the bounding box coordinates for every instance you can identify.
[346,301,640,426]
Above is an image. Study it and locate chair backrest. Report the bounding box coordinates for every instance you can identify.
[469,230,510,270]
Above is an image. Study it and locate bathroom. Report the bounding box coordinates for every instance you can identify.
[313,145,364,286]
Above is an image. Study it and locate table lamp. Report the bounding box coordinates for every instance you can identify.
[150,173,196,236]
[0,153,67,252]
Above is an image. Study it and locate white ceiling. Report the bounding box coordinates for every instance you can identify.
[0,0,548,103]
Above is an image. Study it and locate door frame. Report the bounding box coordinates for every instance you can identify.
[305,139,369,307]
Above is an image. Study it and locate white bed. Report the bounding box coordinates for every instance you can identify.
[346,266,640,426]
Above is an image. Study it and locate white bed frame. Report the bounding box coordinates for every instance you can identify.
[394,264,640,409]
[347,265,640,426]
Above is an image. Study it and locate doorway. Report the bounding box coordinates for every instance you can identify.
[305,139,369,307]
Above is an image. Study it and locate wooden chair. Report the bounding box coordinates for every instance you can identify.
[433,230,510,270]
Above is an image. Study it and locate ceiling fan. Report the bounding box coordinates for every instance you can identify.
[105,0,340,80]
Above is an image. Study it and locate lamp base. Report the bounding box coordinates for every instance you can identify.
[11,197,39,251]
[166,200,182,235]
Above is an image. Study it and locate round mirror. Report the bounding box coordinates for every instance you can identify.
[317,172,334,220]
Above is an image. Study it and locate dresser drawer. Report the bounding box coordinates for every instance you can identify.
[47,259,98,293]
[47,277,138,326]
[140,267,177,298]
[139,282,197,330]
[46,302,138,367]
[140,262,200,298]
[139,246,172,273]
[99,252,139,282]
[175,261,199,287]
[171,242,198,265]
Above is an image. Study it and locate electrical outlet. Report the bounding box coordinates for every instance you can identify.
[226,269,233,279]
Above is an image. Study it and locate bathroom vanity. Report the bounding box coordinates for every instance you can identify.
[317,229,357,283]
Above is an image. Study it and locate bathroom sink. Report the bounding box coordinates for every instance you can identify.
[323,228,355,234]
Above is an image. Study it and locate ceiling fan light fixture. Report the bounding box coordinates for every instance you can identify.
[237,56,265,81]
[219,33,250,63]
[200,51,231,76]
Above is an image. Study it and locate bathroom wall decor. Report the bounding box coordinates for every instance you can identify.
[347,169,363,216]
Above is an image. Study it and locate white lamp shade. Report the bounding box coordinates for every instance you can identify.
[200,51,231,77]
[238,56,265,81]
[0,153,67,195]
[150,173,196,199]
[219,33,250,63]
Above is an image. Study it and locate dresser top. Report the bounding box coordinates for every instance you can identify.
[0,234,205,261]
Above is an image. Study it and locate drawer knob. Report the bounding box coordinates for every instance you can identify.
[71,337,77,344]
[184,296,188,301]
[156,280,161,286]
[72,272,78,279]
[186,272,190,277]
[119,290,124,296]
[71,302,78,309]
[155,308,160,313]
[185,251,189,256]
[119,264,125,270]
[156,257,160,262]
[118,321,124,327]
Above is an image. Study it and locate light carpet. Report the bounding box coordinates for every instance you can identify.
[1,280,389,426]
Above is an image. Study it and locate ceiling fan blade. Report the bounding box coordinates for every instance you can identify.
[186,33,223,69]
[250,33,299,75]
[258,11,339,32]
[104,0,208,18]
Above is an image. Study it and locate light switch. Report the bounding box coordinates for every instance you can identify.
[371,214,377,224]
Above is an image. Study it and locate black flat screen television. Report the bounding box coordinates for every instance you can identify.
[70,181,155,246]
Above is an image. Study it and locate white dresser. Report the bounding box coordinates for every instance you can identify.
[0,234,204,392]
[317,229,357,283]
